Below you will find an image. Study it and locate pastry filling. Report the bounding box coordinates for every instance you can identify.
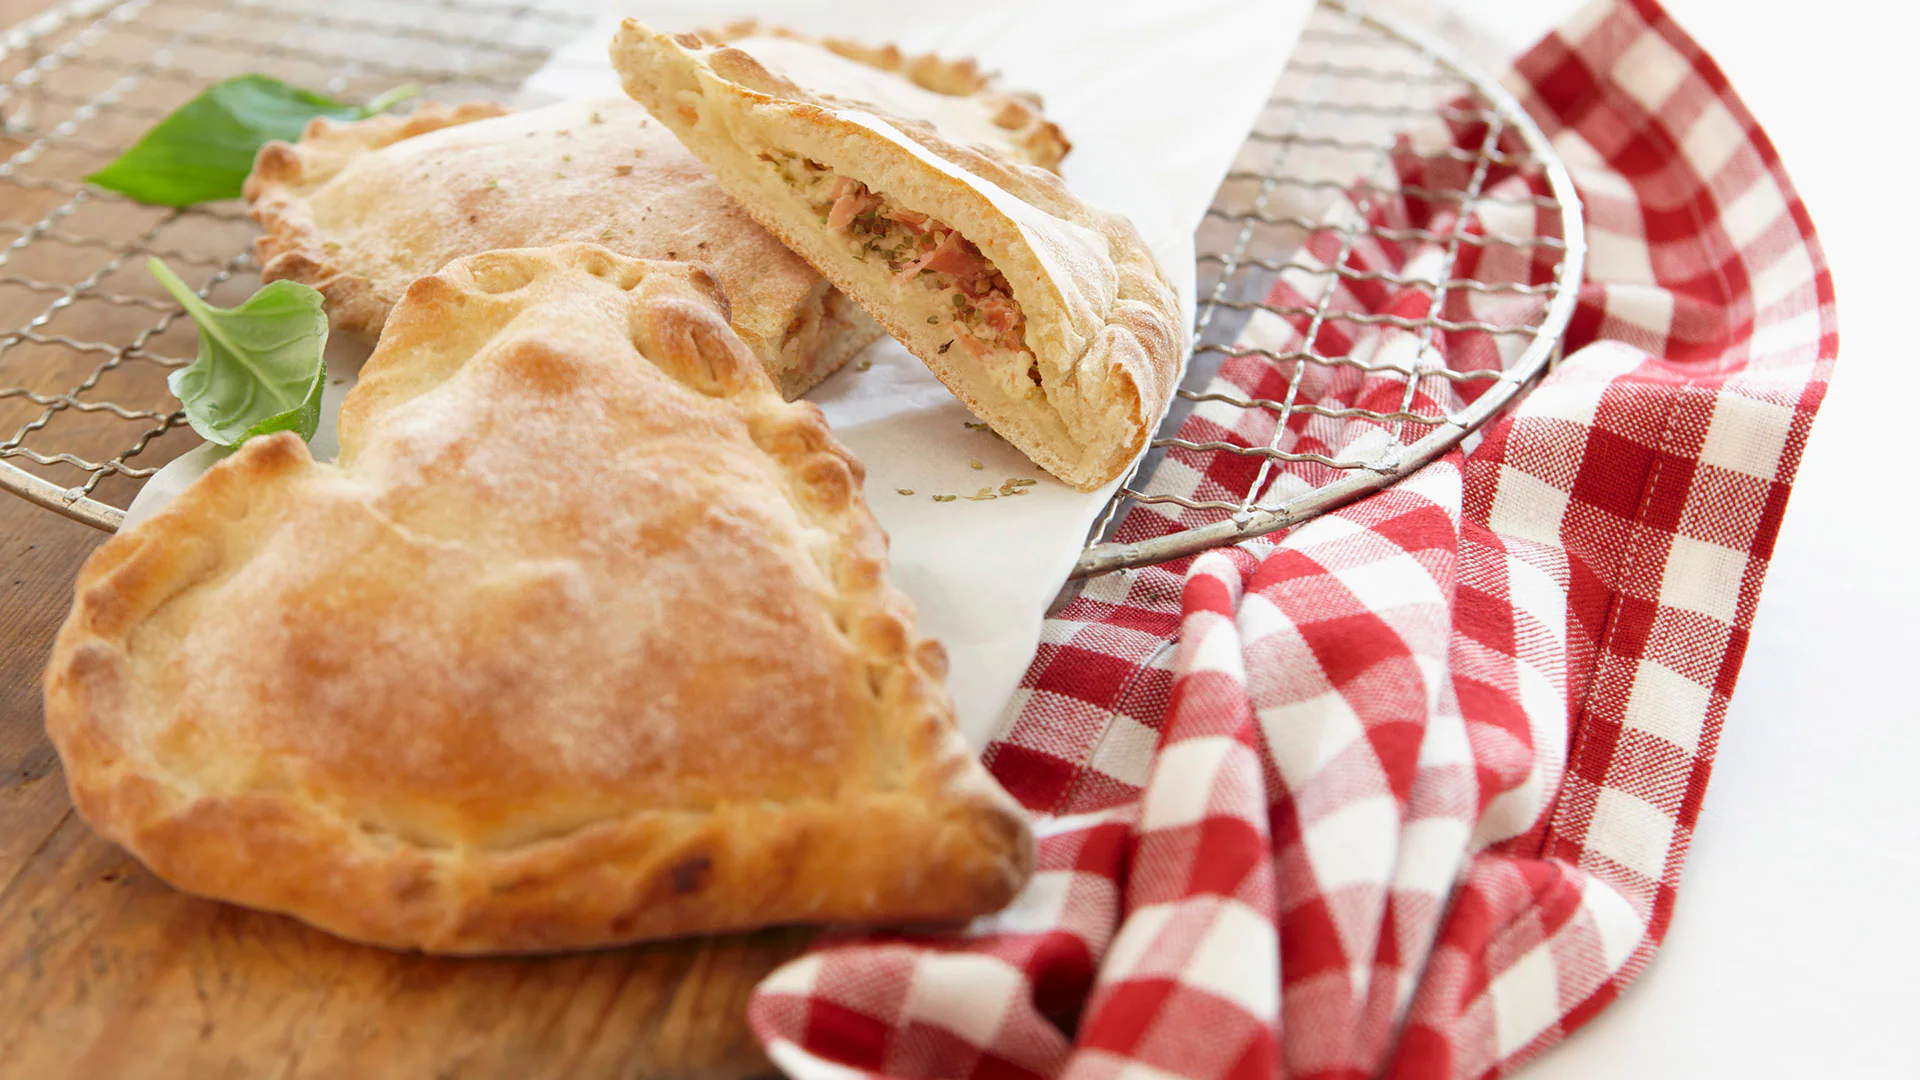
[761,151,1040,385]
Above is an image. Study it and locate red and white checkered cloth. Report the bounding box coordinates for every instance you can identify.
[751,0,1837,1076]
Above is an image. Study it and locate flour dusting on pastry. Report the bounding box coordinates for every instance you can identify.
[244,97,880,399]
[42,246,1032,954]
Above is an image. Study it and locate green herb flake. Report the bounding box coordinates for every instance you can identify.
[926,316,939,324]
[855,358,873,372]
[932,494,957,502]
[964,421,991,431]
[483,177,499,189]
[149,257,326,447]
[969,459,983,470]
[896,488,915,496]
[88,76,417,207]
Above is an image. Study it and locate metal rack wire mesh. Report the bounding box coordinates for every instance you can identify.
[0,0,600,530]
[1073,0,1583,577]
[0,0,1582,574]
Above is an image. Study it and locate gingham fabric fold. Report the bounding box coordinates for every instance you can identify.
[750,0,1837,1076]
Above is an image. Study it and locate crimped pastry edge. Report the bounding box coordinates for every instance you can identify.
[243,101,510,339]
[242,102,887,401]
[43,245,1032,954]
[686,18,1071,172]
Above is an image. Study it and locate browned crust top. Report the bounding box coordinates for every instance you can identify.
[239,97,884,399]
[42,245,1031,954]
[244,101,508,338]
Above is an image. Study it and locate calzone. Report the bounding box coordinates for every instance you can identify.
[43,245,1032,954]
[612,22,1183,489]
[244,98,881,399]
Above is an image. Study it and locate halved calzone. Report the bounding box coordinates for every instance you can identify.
[43,245,1031,954]
[244,98,881,398]
[612,22,1183,490]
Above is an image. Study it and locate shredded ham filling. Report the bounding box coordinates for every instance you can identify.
[762,152,1034,369]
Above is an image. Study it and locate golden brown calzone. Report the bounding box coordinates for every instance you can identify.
[43,245,1032,954]
[244,98,880,399]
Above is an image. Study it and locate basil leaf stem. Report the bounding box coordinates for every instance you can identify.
[151,258,328,447]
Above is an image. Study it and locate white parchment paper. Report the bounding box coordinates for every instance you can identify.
[126,0,1309,747]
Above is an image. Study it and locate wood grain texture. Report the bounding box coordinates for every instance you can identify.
[0,3,802,1073]
[0,296,802,1080]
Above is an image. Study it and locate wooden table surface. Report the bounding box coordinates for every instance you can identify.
[0,2,802,1076]
[5,485,803,1080]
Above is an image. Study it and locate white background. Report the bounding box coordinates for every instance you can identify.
[1466,0,1920,1075]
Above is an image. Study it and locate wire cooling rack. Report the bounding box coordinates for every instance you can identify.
[0,0,601,529]
[0,0,1582,575]
[1074,0,1584,577]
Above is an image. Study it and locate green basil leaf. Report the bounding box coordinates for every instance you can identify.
[151,258,328,447]
[88,76,418,206]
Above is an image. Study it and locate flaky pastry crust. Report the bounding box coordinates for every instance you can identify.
[245,101,506,337]
[611,22,1182,490]
[243,98,881,399]
[44,245,1031,954]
